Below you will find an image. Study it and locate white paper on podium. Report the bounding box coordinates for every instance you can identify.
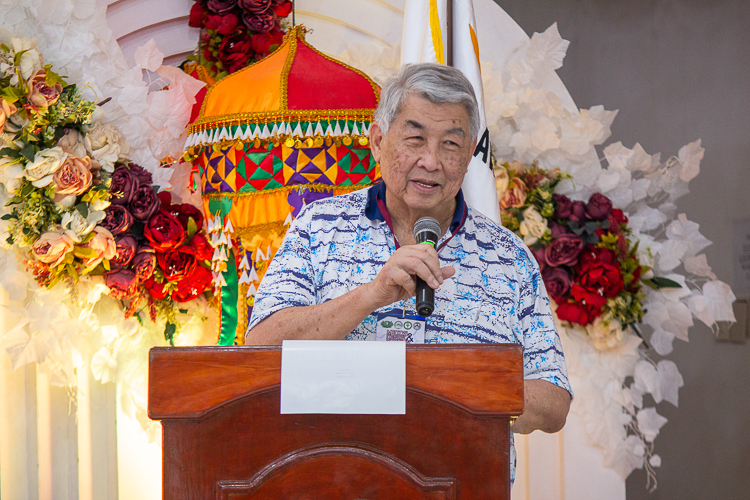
[280,340,406,414]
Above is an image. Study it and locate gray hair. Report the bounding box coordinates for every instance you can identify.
[374,63,480,142]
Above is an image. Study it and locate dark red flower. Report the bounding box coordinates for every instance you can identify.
[110,165,138,205]
[101,205,134,236]
[144,276,169,300]
[553,194,573,219]
[111,235,138,269]
[576,259,624,300]
[242,10,277,33]
[544,234,584,267]
[132,247,157,282]
[530,246,546,273]
[586,193,613,221]
[542,267,572,301]
[239,0,271,13]
[105,269,138,300]
[144,210,185,252]
[570,200,587,222]
[129,186,161,221]
[157,249,197,282]
[207,0,239,15]
[173,266,213,302]
[127,163,153,186]
[189,1,209,27]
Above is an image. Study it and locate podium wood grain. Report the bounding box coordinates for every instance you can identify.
[149,344,524,500]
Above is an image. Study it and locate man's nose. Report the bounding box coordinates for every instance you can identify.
[417,144,440,171]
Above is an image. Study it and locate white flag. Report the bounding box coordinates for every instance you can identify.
[401,0,501,224]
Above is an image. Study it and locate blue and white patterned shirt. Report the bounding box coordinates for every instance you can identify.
[248,183,572,482]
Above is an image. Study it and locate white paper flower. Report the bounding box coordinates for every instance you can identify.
[636,408,668,442]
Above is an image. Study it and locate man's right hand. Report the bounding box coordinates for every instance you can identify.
[366,244,455,310]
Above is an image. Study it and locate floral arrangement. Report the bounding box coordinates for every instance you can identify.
[0,38,214,343]
[495,160,682,350]
[187,0,293,79]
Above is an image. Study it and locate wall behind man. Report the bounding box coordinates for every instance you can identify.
[496,0,750,498]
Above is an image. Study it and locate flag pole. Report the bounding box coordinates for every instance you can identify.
[446,0,453,66]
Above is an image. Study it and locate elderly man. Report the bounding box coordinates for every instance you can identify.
[246,63,571,480]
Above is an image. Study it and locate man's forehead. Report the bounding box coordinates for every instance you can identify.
[396,95,470,133]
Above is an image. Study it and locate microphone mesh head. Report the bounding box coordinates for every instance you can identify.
[413,216,441,242]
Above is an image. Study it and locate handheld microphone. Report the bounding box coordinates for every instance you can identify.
[413,216,441,317]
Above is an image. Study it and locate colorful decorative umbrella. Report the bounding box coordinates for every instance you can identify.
[184,26,381,344]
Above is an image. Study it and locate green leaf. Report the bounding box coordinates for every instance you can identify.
[75,203,89,218]
[102,259,110,271]
[13,49,28,66]
[643,277,682,290]
[66,263,79,282]
[178,309,188,314]
[584,221,599,234]
[187,217,198,239]
[164,322,176,346]
[0,86,23,104]
[0,214,14,221]
[74,247,97,259]
[20,143,36,162]
[0,147,21,159]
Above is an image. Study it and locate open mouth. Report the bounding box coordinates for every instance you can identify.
[411,180,440,189]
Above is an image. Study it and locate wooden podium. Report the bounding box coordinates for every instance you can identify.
[148,344,524,499]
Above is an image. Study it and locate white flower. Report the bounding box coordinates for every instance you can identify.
[518,206,547,246]
[0,157,25,193]
[24,147,67,186]
[84,123,130,172]
[587,316,625,351]
[10,38,44,82]
[494,164,509,195]
[60,210,103,242]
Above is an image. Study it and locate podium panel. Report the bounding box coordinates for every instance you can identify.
[149,344,523,500]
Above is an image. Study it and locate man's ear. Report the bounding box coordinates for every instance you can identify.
[370,121,384,163]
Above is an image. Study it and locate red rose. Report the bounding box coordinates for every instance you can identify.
[188,2,209,28]
[273,0,292,18]
[144,276,169,300]
[576,259,624,300]
[610,208,628,226]
[586,193,613,221]
[218,32,253,73]
[571,284,608,310]
[205,13,239,35]
[556,301,598,326]
[144,210,186,252]
[157,249,198,282]
[184,233,213,261]
[168,203,204,232]
[577,246,617,269]
[251,33,272,54]
[173,266,213,302]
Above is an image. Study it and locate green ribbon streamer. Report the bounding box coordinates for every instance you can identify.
[207,198,238,346]
[218,248,239,346]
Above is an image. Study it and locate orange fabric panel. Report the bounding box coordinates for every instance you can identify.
[202,44,289,118]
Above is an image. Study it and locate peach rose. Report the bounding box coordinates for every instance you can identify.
[27,70,63,111]
[52,155,93,203]
[499,177,528,210]
[31,231,74,267]
[81,226,117,271]
[0,99,17,132]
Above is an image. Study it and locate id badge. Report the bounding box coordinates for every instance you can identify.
[376,309,426,343]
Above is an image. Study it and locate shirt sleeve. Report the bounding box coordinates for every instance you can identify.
[516,244,573,398]
[246,205,317,335]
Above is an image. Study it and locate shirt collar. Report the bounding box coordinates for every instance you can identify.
[364,182,468,237]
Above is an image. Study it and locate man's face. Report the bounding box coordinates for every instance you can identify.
[370,95,475,216]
